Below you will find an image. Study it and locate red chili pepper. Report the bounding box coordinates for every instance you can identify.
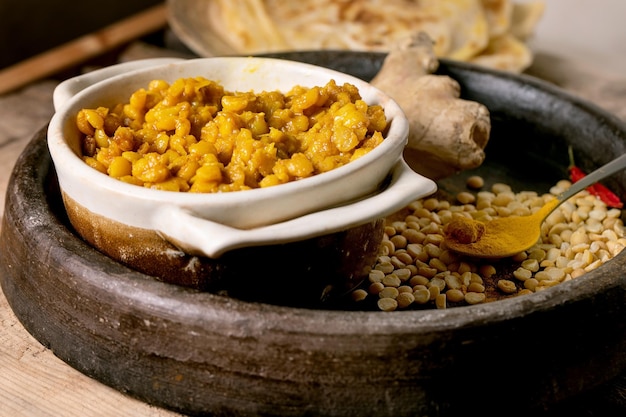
[588,183,623,208]
[568,146,623,208]
[568,165,586,183]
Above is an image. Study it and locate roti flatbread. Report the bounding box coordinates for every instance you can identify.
[204,0,544,72]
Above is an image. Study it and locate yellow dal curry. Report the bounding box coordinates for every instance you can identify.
[76,77,387,193]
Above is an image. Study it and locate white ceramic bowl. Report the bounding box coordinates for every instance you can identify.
[48,57,436,258]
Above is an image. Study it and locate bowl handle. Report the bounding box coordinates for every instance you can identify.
[152,160,437,258]
[52,58,186,111]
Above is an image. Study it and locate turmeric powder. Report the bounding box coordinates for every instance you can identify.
[445,218,485,244]
[444,198,561,258]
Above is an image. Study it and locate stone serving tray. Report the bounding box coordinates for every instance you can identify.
[1,54,625,416]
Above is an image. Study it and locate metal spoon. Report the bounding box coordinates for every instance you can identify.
[443,152,626,258]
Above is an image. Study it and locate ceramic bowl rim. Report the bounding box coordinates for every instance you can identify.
[47,56,409,206]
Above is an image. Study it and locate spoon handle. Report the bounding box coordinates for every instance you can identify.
[559,152,626,202]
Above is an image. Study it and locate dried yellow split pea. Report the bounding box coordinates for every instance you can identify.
[354,175,625,311]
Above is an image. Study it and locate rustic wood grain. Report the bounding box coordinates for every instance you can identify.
[0,291,182,417]
[0,61,182,417]
[0,81,56,220]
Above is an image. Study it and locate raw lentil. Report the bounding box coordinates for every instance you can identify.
[395,268,412,281]
[397,292,416,308]
[513,267,532,281]
[446,289,465,302]
[456,191,476,204]
[398,285,413,294]
[466,175,485,189]
[379,287,399,299]
[465,292,486,305]
[435,293,447,309]
[479,264,496,278]
[368,282,385,295]
[428,285,440,300]
[377,297,398,312]
[467,282,486,293]
[382,274,402,287]
[351,289,368,302]
[497,279,517,294]
[368,269,385,283]
[413,288,431,304]
[351,174,625,311]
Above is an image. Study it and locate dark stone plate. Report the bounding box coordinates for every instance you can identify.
[1,53,625,416]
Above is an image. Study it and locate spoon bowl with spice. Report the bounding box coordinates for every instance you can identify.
[444,152,626,258]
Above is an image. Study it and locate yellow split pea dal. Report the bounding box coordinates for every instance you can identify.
[76,77,388,192]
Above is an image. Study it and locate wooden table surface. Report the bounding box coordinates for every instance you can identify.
[0,42,625,416]
[0,43,188,417]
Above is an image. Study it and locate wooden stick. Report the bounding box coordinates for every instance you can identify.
[0,4,168,96]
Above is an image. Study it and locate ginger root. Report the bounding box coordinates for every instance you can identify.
[371,32,491,179]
